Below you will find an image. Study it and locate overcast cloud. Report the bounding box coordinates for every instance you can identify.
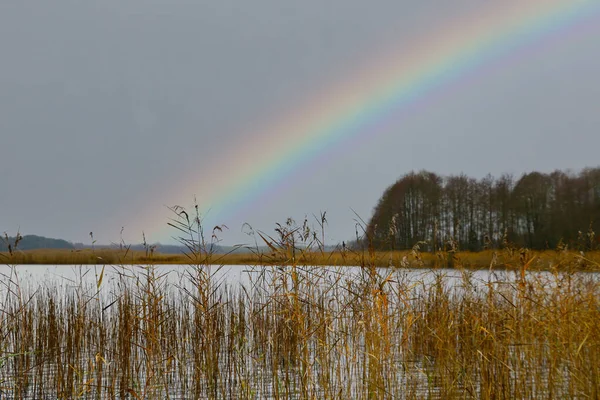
[1,1,599,245]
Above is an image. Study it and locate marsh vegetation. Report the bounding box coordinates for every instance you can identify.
[1,211,599,399]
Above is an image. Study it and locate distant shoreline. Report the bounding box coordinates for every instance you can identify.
[2,248,599,271]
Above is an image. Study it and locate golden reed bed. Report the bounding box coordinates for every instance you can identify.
[3,247,600,271]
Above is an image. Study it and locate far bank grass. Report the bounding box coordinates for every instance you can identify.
[2,247,600,270]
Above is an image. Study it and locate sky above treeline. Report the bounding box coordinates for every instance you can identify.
[1,1,600,247]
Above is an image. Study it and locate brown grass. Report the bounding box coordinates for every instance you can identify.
[1,256,599,398]
[3,247,600,271]
[1,214,599,398]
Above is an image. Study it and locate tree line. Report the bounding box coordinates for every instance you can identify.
[366,168,600,252]
[0,234,74,252]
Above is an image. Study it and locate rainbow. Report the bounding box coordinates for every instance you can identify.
[134,0,600,243]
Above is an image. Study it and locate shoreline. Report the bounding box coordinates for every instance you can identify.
[2,248,599,271]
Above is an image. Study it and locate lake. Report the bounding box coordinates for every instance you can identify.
[0,263,598,399]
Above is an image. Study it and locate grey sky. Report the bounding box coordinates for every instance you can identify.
[1,1,599,246]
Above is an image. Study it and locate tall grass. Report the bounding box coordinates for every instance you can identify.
[0,214,599,399]
[4,247,600,270]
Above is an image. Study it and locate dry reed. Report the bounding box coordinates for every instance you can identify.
[0,214,599,399]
